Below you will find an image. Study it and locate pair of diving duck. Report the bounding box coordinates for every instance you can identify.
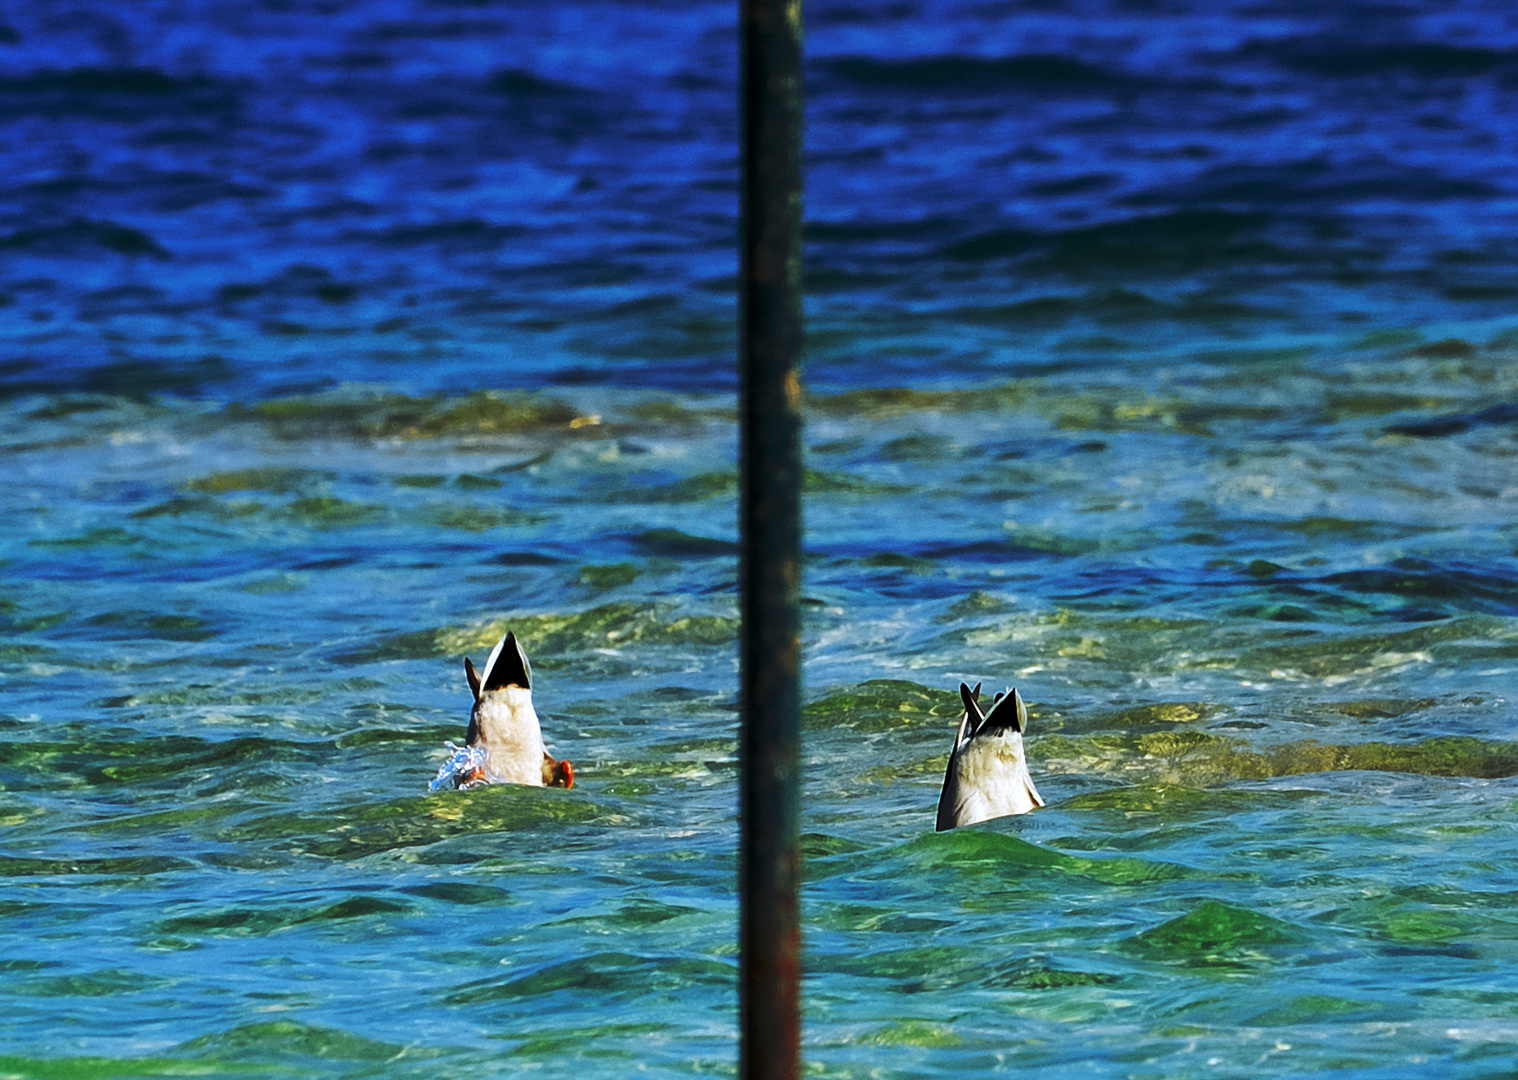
[449,630,1043,830]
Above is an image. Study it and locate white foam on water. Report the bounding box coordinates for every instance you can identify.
[428,741,490,792]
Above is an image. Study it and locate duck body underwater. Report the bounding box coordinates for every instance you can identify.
[936,681,1043,830]
[433,630,573,790]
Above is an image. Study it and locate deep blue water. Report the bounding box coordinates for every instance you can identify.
[3,2,1518,1077]
[6,0,1518,399]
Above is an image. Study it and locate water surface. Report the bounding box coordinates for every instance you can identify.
[3,1,1518,1077]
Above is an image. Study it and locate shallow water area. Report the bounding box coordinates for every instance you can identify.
[3,349,1516,1077]
[4,0,1518,1076]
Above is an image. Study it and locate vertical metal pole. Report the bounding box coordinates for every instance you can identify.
[739,0,803,1076]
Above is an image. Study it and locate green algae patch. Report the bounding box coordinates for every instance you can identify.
[1055,394,1211,436]
[132,495,262,520]
[176,1019,430,1064]
[278,495,385,530]
[85,610,217,642]
[367,603,741,664]
[122,684,322,708]
[802,832,873,860]
[1245,736,1518,781]
[631,528,736,556]
[401,881,511,906]
[878,432,957,462]
[1322,888,1495,945]
[1125,900,1309,967]
[19,967,171,998]
[1249,993,1378,1026]
[227,789,607,860]
[803,679,959,733]
[1034,731,1232,782]
[807,382,1049,419]
[424,504,544,532]
[989,963,1122,991]
[151,489,381,532]
[578,562,640,591]
[903,829,1066,874]
[336,627,441,663]
[857,1020,961,1048]
[375,389,587,438]
[0,1053,265,1078]
[240,389,589,441]
[30,527,143,550]
[808,385,990,418]
[1105,702,1216,726]
[1063,783,1236,815]
[445,951,732,1003]
[622,471,736,503]
[0,854,195,878]
[860,551,936,572]
[811,903,954,935]
[1001,524,1103,557]
[803,468,913,495]
[157,894,416,938]
[937,589,1014,621]
[1331,697,1437,719]
[820,942,978,983]
[1380,909,1468,943]
[900,829,1195,886]
[1237,617,1499,679]
[1131,730,1227,756]
[1279,515,1416,539]
[510,1021,678,1057]
[1037,730,1518,785]
[184,466,318,494]
[0,607,68,634]
[546,898,706,930]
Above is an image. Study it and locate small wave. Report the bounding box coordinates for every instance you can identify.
[236,389,590,441]
[1035,732,1518,785]
[351,217,528,252]
[942,209,1292,275]
[821,54,1150,96]
[1258,39,1517,80]
[174,1019,422,1064]
[157,893,415,937]
[442,950,732,1004]
[1123,900,1310,968]
[1124,157,1499,210]
[1321,559,1518,616]
[1387,402,1518,438]
[341,602,740,665]
[225,790,603,861]
[485,68,588,99]
[896,829,1199,887]
[0,67,238,118]
[1,356,233,401]
[0,219,169,260]
[630,528,737,557]
[0,854,194,878]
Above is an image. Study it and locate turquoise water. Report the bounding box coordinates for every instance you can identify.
[5,0,1518,1074]
[3,347,1516,1076]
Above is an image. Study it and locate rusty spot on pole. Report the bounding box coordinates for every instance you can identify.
[739,0,803,1077]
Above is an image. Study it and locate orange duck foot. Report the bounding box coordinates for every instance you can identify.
[544,758,574,788]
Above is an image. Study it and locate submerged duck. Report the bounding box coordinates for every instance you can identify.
[935,681,1043,831]
[460,630,574,788]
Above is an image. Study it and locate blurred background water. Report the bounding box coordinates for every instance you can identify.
[2,0,1517,1076]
